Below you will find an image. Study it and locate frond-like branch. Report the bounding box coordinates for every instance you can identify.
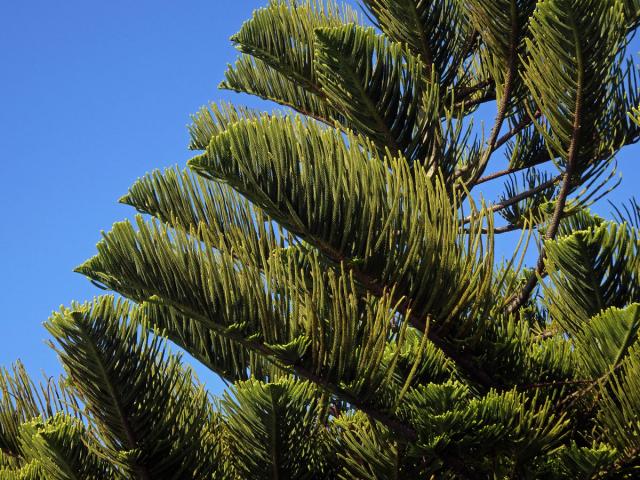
[120,167,286,270]
[187,114,497,387]
[221,0,356,126]
[543,221,639,333]
[75,219,421,438]
[314,25,439,161]
[46,297,220,479]
[361,0,469,86]
[18,414,113,479]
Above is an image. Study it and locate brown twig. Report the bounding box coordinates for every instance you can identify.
[463,175,560,224]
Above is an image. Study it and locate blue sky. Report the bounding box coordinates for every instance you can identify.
[1,1,638,396]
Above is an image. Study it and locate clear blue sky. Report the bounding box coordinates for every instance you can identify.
[0,1,638,395]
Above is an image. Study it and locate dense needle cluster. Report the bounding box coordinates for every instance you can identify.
[2,1,640,478]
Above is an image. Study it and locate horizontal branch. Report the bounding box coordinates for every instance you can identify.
[532,328,559,341]
[470,223,523,235]
[464,175,560,225]
[475,151,553,186]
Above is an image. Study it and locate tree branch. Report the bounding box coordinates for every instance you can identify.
[474,153,549,185]
[505,18,585,315]
[456,118,549,185]
[463,175,560,225]
[558,360,625,413]
[456,89,496,110]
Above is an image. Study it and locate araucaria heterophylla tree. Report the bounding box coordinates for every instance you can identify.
[2,0,640,478]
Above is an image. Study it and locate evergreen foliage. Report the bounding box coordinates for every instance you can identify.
[2,0,640,477]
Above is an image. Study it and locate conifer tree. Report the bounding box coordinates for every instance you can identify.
[2,0,640,478]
